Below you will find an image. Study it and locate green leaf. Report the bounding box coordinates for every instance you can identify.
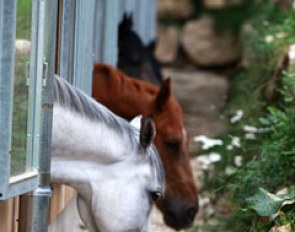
[245,188,285,216]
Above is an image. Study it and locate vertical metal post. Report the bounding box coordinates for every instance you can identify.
[28,0,57,231]
[101,0,119,66]
[0,0,16,200]
[58,0,96,94]
[134,0,157,45]
[93,0,104,63]
[93,0,119,66]
[118,0,135,16]
[57,0,76,82]
[72,0,95,94]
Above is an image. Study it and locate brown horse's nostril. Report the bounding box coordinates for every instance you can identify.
[165,209,176,220]
[186,206,197,221]
[164,202,198,230]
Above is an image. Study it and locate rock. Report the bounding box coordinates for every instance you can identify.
[163,68,229,152]
[277,0,295,10]
[180,16,242,67]
[157,0,193,20]
[155,26,179,64]
[269,224,292,232]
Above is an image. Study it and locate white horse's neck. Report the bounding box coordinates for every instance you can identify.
[51,103,132,187]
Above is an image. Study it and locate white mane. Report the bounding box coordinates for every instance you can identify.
[50,75,165,232]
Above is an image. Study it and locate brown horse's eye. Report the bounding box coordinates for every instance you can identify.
[165,141,181,153]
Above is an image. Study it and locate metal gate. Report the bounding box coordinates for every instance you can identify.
[0,0,156,231]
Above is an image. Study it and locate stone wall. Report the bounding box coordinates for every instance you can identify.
[155,0,244,68]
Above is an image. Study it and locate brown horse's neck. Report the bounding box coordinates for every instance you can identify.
[92,64,158,120]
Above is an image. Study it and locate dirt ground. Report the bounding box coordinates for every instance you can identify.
[151,67,229,232]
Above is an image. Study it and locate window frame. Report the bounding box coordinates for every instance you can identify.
[0,0,55,201]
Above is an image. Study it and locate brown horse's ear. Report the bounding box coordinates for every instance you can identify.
[139,116,156,152]
[93,64,110,79]
[155,78,171,111]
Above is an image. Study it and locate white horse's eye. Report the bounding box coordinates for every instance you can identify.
[150,191,161,202]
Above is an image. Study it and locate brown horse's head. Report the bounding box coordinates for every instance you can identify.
[150,79,199,230]
[92,64,198,230]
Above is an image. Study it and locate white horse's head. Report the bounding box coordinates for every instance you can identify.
[52,76,165,232]
[78,117,164,232]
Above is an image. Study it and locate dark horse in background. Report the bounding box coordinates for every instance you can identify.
[118,14,163,86]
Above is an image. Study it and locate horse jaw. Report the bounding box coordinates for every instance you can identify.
[86,163,154,232]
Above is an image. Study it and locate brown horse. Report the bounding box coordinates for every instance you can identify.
[92,63,198,230]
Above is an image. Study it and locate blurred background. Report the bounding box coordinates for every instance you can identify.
[152,0,295,231]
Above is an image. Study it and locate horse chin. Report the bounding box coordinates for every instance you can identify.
[163,216,193,231]
[92,194,152,232]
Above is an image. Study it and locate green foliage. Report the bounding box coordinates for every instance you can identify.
[277,204,295,228]
[198,2,295,231]
[245,188,294,217]
[11,54,29,175]
[16,0,32,39]
[192,0,255,34]
[10,0,32,175]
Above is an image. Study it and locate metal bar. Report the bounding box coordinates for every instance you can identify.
[93,0,104,62]
[133,0,157,45]
[28,0,57,231]
[26,0,40,171]
[93,0,119,66]
[119,0,135,15]
[102,0,119,66]
[72,0,95,94]
[0,0,16,200]
[8,172,38,200]
[58,0,76,82]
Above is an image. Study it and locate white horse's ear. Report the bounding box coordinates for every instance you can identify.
[139,116,156,152]
[130,114,142,130]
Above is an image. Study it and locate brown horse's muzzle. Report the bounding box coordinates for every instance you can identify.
[159,197,199,231]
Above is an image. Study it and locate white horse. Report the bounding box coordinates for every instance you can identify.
[51,75,165,232]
